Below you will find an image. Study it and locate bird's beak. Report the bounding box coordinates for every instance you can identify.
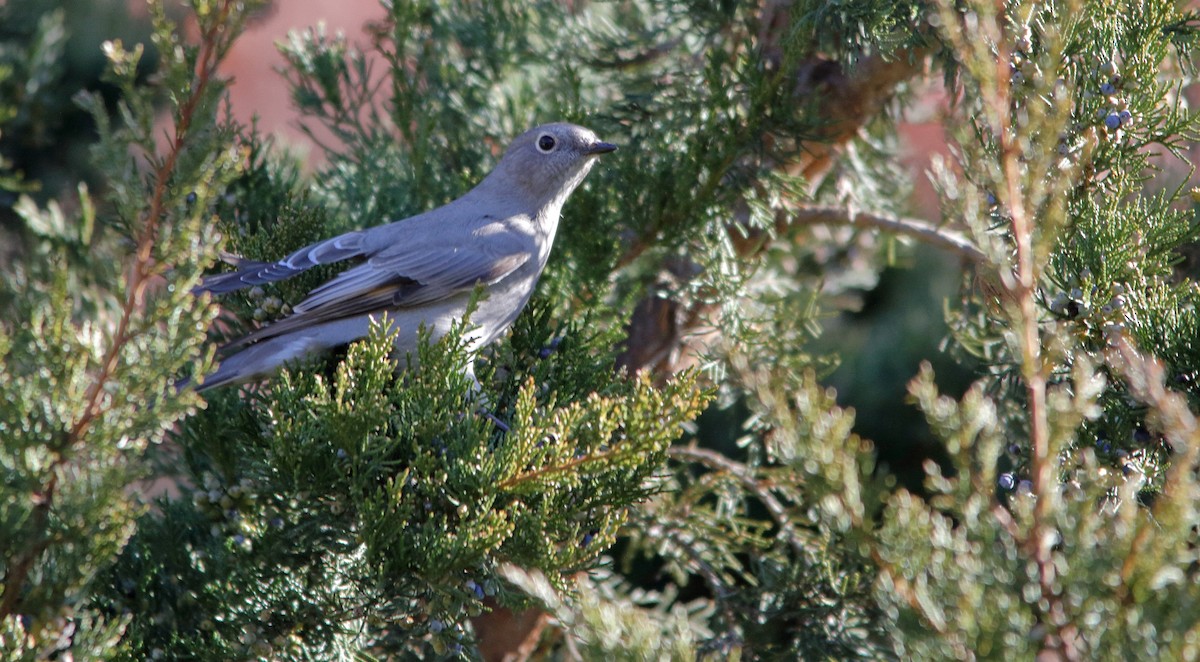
[586,141,618,156]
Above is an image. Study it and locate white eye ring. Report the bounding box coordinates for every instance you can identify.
[536,133,557,153]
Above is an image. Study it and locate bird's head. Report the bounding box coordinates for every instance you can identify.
[487,122,617,209]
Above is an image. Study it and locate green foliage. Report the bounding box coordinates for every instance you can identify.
[940,0,1200,478]
[0,0,250,657]
[873,0,1200,657]
[108,310,705,658]
[7,0,1200,659]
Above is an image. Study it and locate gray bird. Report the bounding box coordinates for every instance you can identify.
[191,122,616,391]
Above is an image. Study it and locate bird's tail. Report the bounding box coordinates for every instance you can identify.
[184,336,315,392]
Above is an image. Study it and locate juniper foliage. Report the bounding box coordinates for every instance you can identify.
[4,0,1200,660]
[0,0,244,658]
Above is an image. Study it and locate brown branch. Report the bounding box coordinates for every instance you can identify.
[471,599,549,662]
[615,202,980,376]
[496,446,627,491]
[790,51,931,184]
[944,7,1074,657]
[69,3,232,442]
[999,68,1077,662]
[0,1,236,621]
[925,4,1085,656]
[790,205,985,264]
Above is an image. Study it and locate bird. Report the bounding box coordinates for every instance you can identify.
[188,122,616,392]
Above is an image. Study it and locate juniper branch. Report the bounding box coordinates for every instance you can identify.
[0,0,237,621]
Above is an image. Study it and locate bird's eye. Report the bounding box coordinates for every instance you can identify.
[537,134,557,153]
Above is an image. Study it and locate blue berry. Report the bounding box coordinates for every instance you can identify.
[539,336,564,359]
[186,191,197,205]
[1100,82,1116,95]
[1104,113,1122,130]
[1119,109,1132,125]
[999,473,1016,490]
[581,530,598,547]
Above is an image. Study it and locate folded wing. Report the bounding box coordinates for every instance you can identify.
[225,227,532,348]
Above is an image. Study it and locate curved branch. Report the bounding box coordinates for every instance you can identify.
[790,205,985,264]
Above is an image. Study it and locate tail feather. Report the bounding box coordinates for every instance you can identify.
[196,231,368,295]
[190,337,315,392]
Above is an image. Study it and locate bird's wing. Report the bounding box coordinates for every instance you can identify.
[225,219,533,348]
[198,229,369,294]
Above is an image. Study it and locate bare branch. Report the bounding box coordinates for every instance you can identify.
[790,205,985,263]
